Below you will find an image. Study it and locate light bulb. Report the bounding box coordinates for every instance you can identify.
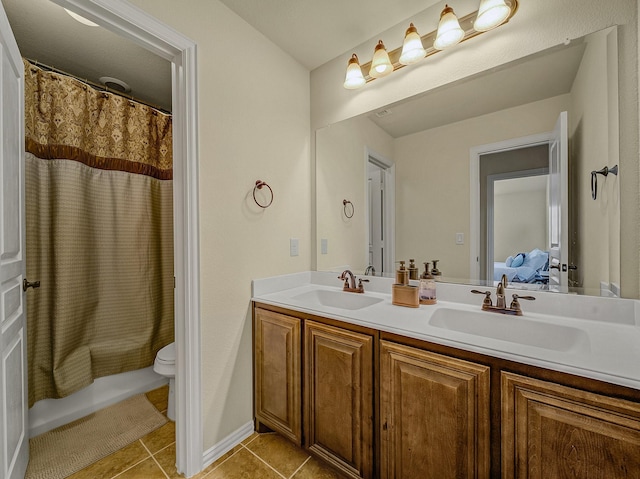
[434,5,465,50]
[343,54,366,89]
[474,0,511,32]
[369,40,393,79]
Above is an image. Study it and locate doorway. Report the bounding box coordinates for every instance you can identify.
[366,150,395,275]
[2,0,201,475]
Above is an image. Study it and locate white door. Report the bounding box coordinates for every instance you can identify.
[0,3,28,478]
[547,111,569,292]
[368,166,384,274]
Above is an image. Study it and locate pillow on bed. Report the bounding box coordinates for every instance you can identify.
[505,255,514,267]
[511,253,525,268]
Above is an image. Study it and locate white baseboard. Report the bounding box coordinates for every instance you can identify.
[201,421,255,471]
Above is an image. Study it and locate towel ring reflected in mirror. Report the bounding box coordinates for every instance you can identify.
[253,180,273,208]
[343,199,354,218]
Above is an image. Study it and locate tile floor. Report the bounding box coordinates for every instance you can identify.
[66,385,346,478]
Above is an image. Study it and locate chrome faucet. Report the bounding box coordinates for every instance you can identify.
[471,274,535,315]
[338,270,369,293]
[364,265,376,276]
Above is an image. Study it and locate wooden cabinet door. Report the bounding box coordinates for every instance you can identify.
[380,340,490,479]
[254,308,302,445]
[304,320,374,479]
[502,372,640,479]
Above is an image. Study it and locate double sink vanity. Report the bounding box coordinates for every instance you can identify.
[252,271,640,478]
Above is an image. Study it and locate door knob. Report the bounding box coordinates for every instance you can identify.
[23,279,41,291]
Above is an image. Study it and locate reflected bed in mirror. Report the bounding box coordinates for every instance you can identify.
[316,27,622,297]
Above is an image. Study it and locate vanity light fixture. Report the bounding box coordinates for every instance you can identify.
[343,0,518,89]
[369,40,394,78]
[474,0,512,32]
[434,5,465,50]
[399,23,426,65]
[344,54,366,89]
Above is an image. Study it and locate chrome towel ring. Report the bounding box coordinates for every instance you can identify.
[590,165,618,200]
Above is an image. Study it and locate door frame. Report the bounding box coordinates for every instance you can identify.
[469,132,551,281]
[365,148,395,275]
[51,0,202,475]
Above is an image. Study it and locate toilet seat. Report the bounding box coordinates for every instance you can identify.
[154,342,175,377]
[156,342,175,365]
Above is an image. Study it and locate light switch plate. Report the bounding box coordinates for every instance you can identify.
[290,238,299,256]
[321,238,328,254]
[456,233,464,245]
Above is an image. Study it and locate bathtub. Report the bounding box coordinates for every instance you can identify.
[29,366,168,437]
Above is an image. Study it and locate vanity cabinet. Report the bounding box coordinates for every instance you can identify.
[254,308,302,445]
[253,303,640,479]
[501,372,640,479]
[379,340,490,479]
[305,320,374,479]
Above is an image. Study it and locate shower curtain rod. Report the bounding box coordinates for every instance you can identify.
[26,58,171,115]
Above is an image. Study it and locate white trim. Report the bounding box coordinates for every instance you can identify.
[469,132,551,281]
[49,1,202,476]
[201,421,255,471]
[365,148,395,275]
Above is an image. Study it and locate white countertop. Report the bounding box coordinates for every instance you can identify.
[252,271,640,392]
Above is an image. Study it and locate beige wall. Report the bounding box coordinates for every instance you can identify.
[394,95,570,279]
[316,116,393,272]
[569,28,620,293]
[494,183,548,262]
[129,0,310,450]
[311,0,639,297]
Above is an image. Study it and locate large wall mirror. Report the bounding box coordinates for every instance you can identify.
[316,27,625,297]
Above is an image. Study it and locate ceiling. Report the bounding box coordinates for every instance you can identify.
[2,0,441,112]
[218,0,441,70]
[366,40,587,138]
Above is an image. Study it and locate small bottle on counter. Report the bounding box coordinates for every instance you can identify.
[396,261,409,285]
[408,259,418,280]
[431,260,442,281]
[419,262,437,305]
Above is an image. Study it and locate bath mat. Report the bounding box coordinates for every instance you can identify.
[25,393,168,479]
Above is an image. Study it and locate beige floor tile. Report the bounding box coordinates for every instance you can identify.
[153,444,182,479]
[145,385,170,413]
[66,441,149,479]
[245,433,309,478]
[291,456,348,479]
[205,448,283,479]
[240,432,258,446]
[140,420,176,453]
[116,457,168,479]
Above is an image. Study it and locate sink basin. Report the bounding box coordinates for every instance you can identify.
[429,308,589,352]
[292,289,383,310]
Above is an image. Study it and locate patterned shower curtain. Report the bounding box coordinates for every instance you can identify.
[24,60,174,407]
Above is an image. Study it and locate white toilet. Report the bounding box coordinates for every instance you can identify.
[154,342,176,421]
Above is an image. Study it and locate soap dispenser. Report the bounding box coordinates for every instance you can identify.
[419,262,437,305]
[431,260,442,280]
[392,261,419,307]
[408,259,418,280]
[396,261,409,285]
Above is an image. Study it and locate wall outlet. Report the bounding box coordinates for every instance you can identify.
[321,238,328,255]
[290,238,299,257]
[455,233,464,245]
